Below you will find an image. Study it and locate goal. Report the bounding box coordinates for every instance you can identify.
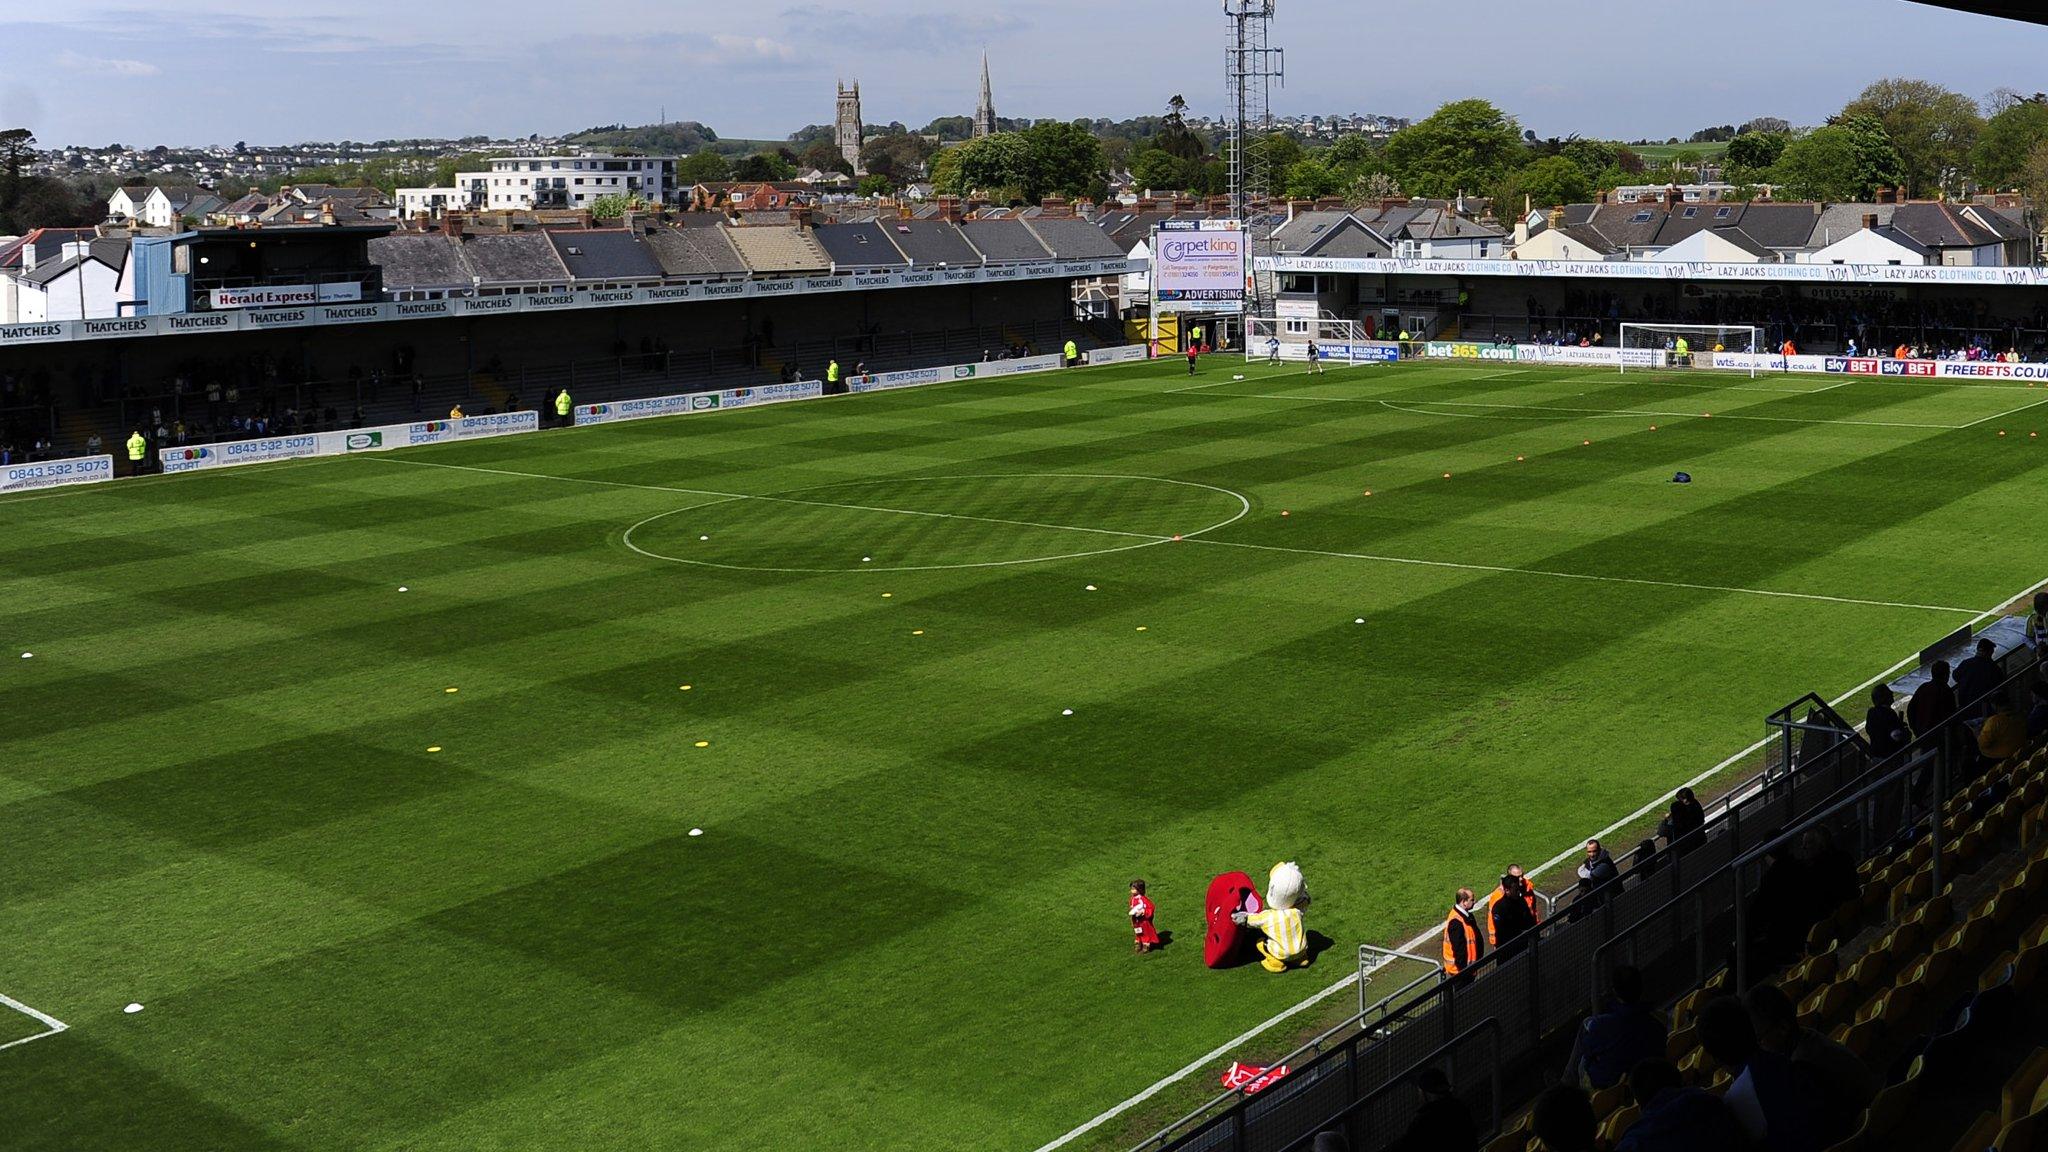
[1618,324,1762,377]
[1244,316,1385,365]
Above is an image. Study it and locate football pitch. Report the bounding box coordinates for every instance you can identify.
[5,354,2047,1150]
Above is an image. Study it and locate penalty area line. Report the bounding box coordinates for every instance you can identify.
[0,993,68,1052]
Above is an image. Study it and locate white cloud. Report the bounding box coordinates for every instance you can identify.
[696,34,798,64]
[56,49,159,76]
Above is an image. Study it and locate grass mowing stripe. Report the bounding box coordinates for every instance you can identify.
[6,357,2045,1151]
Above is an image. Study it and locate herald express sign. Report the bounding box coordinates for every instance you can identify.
[1154,227,1246,303]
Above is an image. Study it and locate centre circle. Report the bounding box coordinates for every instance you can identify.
[623,473,1250,573]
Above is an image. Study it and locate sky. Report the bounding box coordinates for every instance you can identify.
[2,1,2046,148]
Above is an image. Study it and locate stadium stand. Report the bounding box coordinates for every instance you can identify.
[543,229,667,288]
[811,222,912,272]
[721,220,832,276]
[959,218,1055,263]
[1145,633,2048,1152]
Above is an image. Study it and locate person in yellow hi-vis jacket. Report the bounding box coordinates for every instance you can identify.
[1232,861,1310,972]
[126,430,148,476]
[555,388,573,427]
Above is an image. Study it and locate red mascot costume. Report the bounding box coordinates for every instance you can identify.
[1205,871,1261,968]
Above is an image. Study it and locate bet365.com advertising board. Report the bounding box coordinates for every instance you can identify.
[1153,220,1247,314]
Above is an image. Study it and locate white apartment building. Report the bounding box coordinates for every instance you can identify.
[426,154,680,213]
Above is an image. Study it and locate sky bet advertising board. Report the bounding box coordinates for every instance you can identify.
[1153,223,1247,313]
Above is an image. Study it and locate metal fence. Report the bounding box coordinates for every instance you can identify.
[1144,643,2039,1152]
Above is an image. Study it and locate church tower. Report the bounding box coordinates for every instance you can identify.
[972,55,997,139]
[836,80,866,175]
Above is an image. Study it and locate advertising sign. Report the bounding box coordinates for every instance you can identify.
[1,455,114,493]
[1426,342,1518,361]
[1154,226,1247,313]
[208,283,363,310]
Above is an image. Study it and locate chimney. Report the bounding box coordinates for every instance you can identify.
[789,206,813,229]
[1598,190,1610,205]
[1381,197,1409,211]
[1172,196,1197,212]
[1040,195,1074,218]
[1664,185,1682,209]
[442,213,464,239]
[1874,187,1894,205]
[1549,206,1566,231]
[318,201,337,226]
[1314,196,1345,212]
[1862,213,1879,231]
[1207,194,1230,214]
[1288,199,1311,220]
[967,197,990,216]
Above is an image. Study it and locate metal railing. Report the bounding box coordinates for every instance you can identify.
[1144,635,2039,1152]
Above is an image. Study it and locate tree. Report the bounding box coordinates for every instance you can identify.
[1257,131,1304,194]
[1494,155,1592,211]
[1020,120,1105,200]
[1740,116,1792,136]
[1132,147,1193,193]
[1725,131,1788,173]
[2018,140,2048,227]
[1770,119,1904,201]
[1382,99,1526,199]
[588,193,639,219]
[0,127,35,207]
[1689,125,1737,143]
[1155,95,1206,162]
[1283,156,1344,200]
[920,115,976,142]
[857,173,895,198]
[798,139,852,177]
[1345,171,1402,211]
[1557,138,1618,183]
[679,151,732,184]
[860,134,937,184]
[929,147,966,196]
[732,152,796,182]
[1971,97,2048,189]
[949,132,1034,197]
[1840,78,1982,197]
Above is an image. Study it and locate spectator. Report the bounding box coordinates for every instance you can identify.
[2027,680,2048,741]
[1697,997,1829,1152]
[1564,965,1669,1090]
[2027,591,2048,652]
[1487,866,1541,955]
[1865,683,1909,763]
[1310,1133,1349,1152]
[1383,1067,1478,1152]
[1980,693,2027,761]
[1573,839,1619,913]
[1629,838,1662,884]
[1744,985,1874,1143]
[1953,638,2002,719]
[1441,888,1484,980]
[1659,787,1705,850]
[1531,1086,1598,1152]
[1747,842,1809,970]
[1614,1058,1745,1152]
[1799,828,1856,916]
[1906,661,1956,741]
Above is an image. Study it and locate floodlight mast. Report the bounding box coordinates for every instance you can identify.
[1225,1,1282,310]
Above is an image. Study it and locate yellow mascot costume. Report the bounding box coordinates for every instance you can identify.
[1234,861,1310,972]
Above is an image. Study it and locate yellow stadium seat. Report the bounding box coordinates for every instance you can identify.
[1801,981,1858,1029]
[1590,1082,1626,1120]
[1985,951,2019,993]
[1952,1112,2001,1152]
[1598,1103,1641,1145]
[1483,1132,1523,1152]
[2004,1049,2048,1129]
[2026,916,2048,951]
[1666,1024,1696,1061]
[2016,944,2046,993]
[1993,1109,2045,1152]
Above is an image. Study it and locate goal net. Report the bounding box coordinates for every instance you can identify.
[1244,316,1388,365]
[1619,324,1762,377]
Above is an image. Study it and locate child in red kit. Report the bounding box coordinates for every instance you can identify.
[1130,879,1160,953]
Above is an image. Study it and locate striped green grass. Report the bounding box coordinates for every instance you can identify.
[5,356,2045,1151]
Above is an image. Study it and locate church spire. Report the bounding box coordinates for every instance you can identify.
[973,53,997,138]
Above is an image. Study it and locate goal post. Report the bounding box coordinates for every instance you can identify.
[1618,323,1762,378]
[1244,315,1383,366]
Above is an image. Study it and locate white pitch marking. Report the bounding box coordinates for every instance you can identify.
[1959,394,2048,430]
[1372,397,1959,430]
[369,456,1969,611]
[1190,537,1977,615]
[0,992,68,1053]
[1030,572,2046,1152]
